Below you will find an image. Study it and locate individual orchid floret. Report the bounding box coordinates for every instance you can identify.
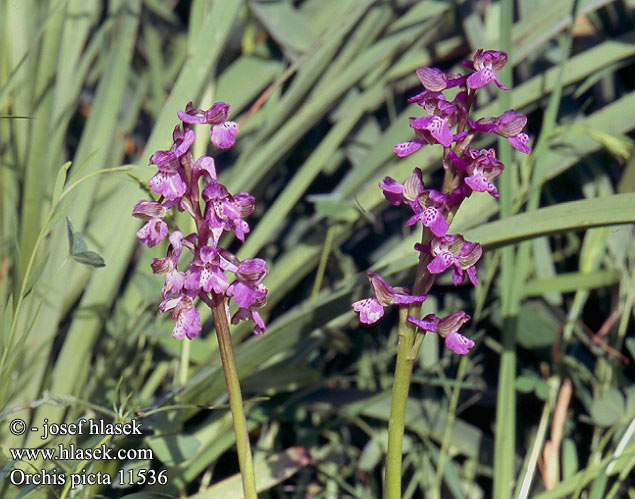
[379,168,424,207]
[147,127,195,201]
[409,91,466,130]
[159,294,202,340]
[414,67,466,92]
[184,245,231,295]
[409,115,453,147]
[450,148,504,197]
[202,181,254,245]
[406,189,450,237]
[232,305,267,335]
[227,259,268,308]
[136,218,168,248]
[407,311,474,354]
[380,169,449,236]
[352,273,426,324]
[463,49,509,90]
[178,101,239,149]
[152,231,187,298]
[416,234,482,287]
[469,110,531,154]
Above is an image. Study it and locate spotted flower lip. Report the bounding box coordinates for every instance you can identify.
[450,148,504,198]
[407,311,474,354]
[417,234,482,287]
[352,273,426,324]
[406,189,450,237]
[469,110,531,154]
[463,49,509,90]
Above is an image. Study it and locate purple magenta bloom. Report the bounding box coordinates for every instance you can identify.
[173,306,201,340]
[463,49,509,90]
[184,245,230,294]
[137,100,267,339]
[227,260,267,308]
[406,189,450,237]
[232,306,266,335]
[414,67,466,92]
[469,110,531,154]
[203,181,253,245]
[352,273,426,324]
[178,101,239,149]
[407,311,474,354]
[226,257,269,333]
[159,294,202,340]
[148,151,188,201]
[450,148,504,197]
[147,126,195,201]
[136,218,168,247]
[410,115,454,147]
[417,234,482,287]
[379,177,404,206]
[381,169,448,236]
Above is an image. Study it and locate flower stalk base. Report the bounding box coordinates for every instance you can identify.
[207,294,257,499]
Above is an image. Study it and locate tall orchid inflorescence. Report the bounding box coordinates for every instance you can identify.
[352,49,530,354]
[133,102,268,340]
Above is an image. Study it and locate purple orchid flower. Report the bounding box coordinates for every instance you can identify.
[379,169,449,237]
[450,148,504,197]
[151,231,187,298]
[417,234,482,287]
[469,110,531,154]
[135,217,168,248]
[178,101,239,149]
[159,294,202,340]
[184,245,231,295]
[226,258,269,334]
[134,100,268,339]
[414,67,467,92]
[463,49,509,90]
[202,181,254,245]
[147,126,195,201]
[407,311,474,354]
[352,273,426,324]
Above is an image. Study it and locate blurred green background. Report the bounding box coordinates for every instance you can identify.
[1,0,634,497]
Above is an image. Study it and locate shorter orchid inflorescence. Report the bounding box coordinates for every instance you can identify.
[352,49,530,355]
[133,102,267,340]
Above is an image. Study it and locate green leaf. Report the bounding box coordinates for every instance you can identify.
[66,217,87,255]
[468,193,635,250]
[52,161,72,204]
[71,251,105,268]
[590,389,625,427]
[359,434,384,471]
[516,374,538,393]
[146,433,201,466]
[66,218,105,267]
[561,438,578,480]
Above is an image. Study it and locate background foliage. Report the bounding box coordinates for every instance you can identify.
[1,0,634,497]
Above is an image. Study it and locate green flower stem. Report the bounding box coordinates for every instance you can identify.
[385,229,436,499]
[179,337,191,385]
[385,306,416,499]
[203,293,257,499]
